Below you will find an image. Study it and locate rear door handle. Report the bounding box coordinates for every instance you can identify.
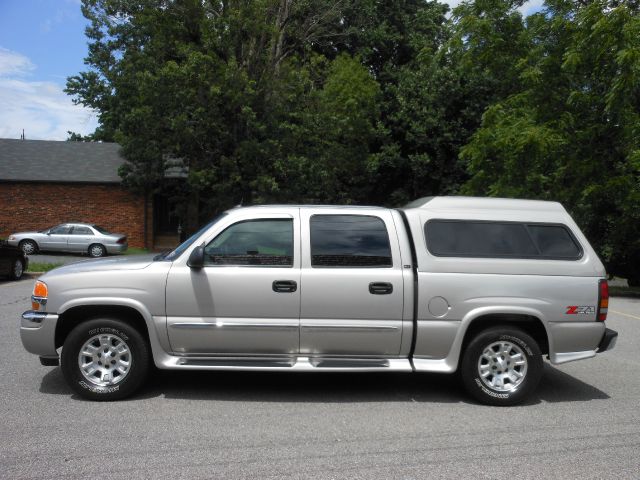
[272,280,297,293]
[369,282,393,295]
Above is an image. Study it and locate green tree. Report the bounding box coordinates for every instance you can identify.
[461,0,640,284]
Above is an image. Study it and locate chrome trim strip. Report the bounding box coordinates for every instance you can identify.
[22,311,47,323]
[170,322,298,330]
[302,324,399,332]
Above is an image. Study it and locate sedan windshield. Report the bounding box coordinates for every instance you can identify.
[157,214,227,261]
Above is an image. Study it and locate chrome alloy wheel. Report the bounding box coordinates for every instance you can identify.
[78,333,132,387]
[89,245,105,257]
[477,341,528,392]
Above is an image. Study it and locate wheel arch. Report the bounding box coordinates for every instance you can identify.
[56,304,148,349]
[460,313,550,358]
[414,306,551,373]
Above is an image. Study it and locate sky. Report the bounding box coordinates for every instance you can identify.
[0,0,544,141]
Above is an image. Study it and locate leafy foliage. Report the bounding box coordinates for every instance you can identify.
[461,0,640,283]
[66,0,640,281]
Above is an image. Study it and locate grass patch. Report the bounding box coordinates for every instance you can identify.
[124,247,150,255]
[27,262,64,273]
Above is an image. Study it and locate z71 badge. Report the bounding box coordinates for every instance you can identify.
[565,306,596,315]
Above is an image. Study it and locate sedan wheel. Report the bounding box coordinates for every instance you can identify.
[20,240,37,255]
[89,244,106,258]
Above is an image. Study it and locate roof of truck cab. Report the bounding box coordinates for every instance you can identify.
[233,197,566,214]
[236,204,388,210]
[404,196,566,213]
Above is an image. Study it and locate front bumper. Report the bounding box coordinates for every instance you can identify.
[597,328,618,352]
[20,311,59,357]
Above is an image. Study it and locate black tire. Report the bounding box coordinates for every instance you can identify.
[9,258,24,280]
[88,243,106,257]
[19,239,38,255]
[61,318,150,401]
[461,326,543,406]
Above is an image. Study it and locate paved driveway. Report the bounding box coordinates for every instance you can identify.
[1,279,639,479]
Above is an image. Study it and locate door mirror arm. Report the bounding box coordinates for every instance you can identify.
[188,243,205,269]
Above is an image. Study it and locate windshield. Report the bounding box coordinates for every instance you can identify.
[156,213,227,261]
[92,225,111,235]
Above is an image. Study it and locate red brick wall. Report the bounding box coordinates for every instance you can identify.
[0,182,148,248]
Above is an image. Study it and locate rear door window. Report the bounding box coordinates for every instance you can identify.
[310,215,392,267]
[71,226,93,235]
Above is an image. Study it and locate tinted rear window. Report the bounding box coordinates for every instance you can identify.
[527,225,581,258]
[425,220,582,260]
[310,215,392,267]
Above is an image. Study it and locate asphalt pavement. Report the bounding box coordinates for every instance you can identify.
[1,278,638,479]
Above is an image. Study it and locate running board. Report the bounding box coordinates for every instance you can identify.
[163,356,413,372]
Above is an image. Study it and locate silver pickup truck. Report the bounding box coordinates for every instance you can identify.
[20,197,618,405]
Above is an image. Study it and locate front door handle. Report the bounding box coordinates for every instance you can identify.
[272,280,297,293]
[369,282,393,295]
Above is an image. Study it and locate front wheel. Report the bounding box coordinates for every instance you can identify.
[61,319,150,401]
[19,239,37,255]
[461,326,543,406]
[10,258,24,280]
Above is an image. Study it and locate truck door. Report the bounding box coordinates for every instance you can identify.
[299,209,405,356]
[165,211,301,355]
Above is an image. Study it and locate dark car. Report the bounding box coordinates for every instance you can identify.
[0,241,28,280]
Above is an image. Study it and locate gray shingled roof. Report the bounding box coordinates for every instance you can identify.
[0,138,125,183]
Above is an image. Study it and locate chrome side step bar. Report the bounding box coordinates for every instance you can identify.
[164,356,413,372]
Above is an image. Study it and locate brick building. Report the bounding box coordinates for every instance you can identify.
[0,138,158,249]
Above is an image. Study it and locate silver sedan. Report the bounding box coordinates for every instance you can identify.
[7,223,127,257]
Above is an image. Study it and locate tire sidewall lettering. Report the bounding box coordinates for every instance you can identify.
[87,327,129,341]
[79,380,120,394]
[499,334,533,356]
[474,378,510,399]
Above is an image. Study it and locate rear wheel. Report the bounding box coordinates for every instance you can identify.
[61,318,150,401]
[461,326,543,406]
[88,243,106,257]
[19,240,37,255]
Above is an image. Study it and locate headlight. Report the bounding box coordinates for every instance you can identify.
[31,281,48,311]
[8,235,15,241]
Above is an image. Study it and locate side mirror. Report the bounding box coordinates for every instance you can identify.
[187,243,205,269]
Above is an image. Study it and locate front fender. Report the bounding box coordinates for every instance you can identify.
[58,297,171,366]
